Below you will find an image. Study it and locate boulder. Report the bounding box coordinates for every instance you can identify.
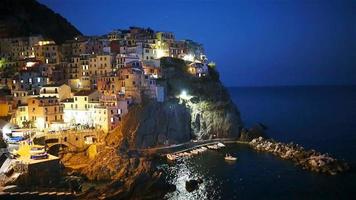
[185,179,202,192]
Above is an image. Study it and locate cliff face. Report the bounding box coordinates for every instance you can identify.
[0,0,81,43]
[106,58,243,149]
[160,58,243,140]
[105,101,191,149]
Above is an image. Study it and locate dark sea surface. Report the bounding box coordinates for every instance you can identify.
[160,86,356,200]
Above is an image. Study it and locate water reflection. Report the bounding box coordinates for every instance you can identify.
[163,158,210,200]
[160,153,223,200]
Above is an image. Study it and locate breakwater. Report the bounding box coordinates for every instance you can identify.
[249,137,349,175]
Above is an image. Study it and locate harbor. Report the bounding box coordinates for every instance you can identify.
[165,142,232,161]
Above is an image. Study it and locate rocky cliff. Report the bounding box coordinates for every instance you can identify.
[106,57,243,149]
[0,0,81,43]
[65,57,244,198]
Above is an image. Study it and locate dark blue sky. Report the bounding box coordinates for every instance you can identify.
[39,0,355,86]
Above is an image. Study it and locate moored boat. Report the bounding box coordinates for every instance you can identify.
[190,149,199,155]
[207,145,218,150]
[217,142,226,148]
[30,152,48,160]
[167,154,177,161]
[224,154,237,161]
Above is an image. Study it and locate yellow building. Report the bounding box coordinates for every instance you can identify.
[12,105,29,127]
[89,54,113,77]
[0,97,12,117]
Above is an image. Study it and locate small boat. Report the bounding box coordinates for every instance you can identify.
[166,154,177,161]
[207,145,218,150]
[190,149,199,155]
[200,147,208,151]
[31,152,48,160]
[183,152,191,157]
[217,142,226,148]
[30,145,46,154]
[224,154,237,161]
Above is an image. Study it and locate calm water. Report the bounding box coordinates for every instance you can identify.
[161,86,356,199]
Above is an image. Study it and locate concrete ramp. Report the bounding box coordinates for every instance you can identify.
[0,158,12,174]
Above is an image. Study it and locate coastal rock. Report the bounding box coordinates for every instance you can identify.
[239,124,267,141]
[249,137,349,175]
[185,179,202,192]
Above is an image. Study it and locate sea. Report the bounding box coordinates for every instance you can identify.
[159,86,356,200]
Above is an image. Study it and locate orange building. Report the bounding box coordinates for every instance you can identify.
[97,75,123,95]
[28,97,64,130]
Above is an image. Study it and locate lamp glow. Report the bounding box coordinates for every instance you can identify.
[179,90,189,100]
[183,54,194,62]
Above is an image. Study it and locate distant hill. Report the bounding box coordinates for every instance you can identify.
[0,0,81,44]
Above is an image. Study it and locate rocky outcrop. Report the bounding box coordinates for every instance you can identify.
[61,149,170,199]
[110,102,192,149]
[239,123,267,141]
[185,178,203,192]
[250,137,349,175]
[106,58,243,149]
[160,57,243,141]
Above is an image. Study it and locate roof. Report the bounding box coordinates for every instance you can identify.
[74,89,98,96]
[42,83,66,88]
[33,96,58,100]
[62,98,74,103]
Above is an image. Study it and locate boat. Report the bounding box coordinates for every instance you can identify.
[200,147,208,151]
[190,149,199,155]
[207,145,218,150]
[224,154,237,161]
[30,145,46,154]
[6,136,25,144]
[217,142,226,148]
[31,152,48,160]
[166,154,177,161]
[183,152,191,157]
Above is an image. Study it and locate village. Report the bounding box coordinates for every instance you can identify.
[0,27,212,188]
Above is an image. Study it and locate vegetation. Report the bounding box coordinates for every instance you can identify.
[0,0,81,43]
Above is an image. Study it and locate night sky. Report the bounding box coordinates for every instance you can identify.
[39,0,355,87]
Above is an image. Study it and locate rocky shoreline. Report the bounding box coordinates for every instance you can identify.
[249,137,349,175]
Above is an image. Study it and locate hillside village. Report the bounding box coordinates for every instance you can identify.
[0,27,211,135]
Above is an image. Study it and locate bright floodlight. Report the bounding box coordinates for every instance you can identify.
[179,90,189,100]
